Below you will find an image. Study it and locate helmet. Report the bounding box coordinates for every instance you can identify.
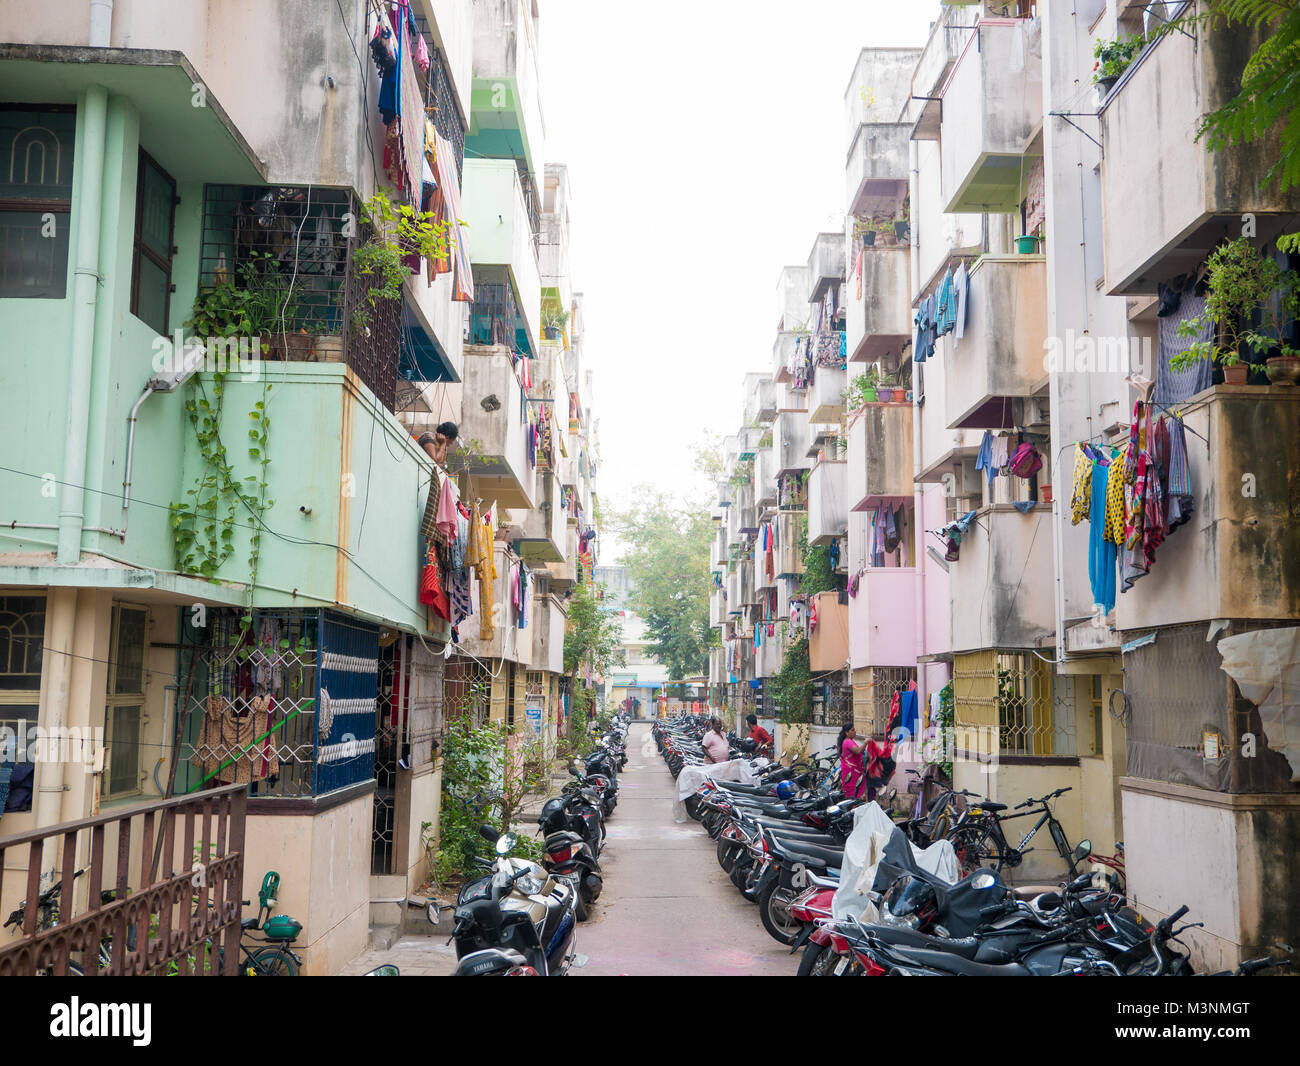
[538,798,566,832]
[775,781,796,800]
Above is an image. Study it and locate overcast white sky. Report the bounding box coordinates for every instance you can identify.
[537,1,937,541]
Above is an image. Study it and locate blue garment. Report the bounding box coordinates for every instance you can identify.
[1088,460,1117,614]
[935,267,956,336]
[1011,500,1036,514]
[897,690,920,740]
[976,430,996,485]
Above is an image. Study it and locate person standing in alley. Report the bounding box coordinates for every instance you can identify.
[838,723,867,799]
[746,714,773,757]
[702,717,730,764]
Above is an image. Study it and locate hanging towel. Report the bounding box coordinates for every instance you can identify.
[976,430,996,485]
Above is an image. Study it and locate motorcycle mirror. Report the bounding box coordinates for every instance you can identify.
[364,964,401,976]
[1073,839,1092,863]
[479,824,500,843]
[426,900,441,925]
[495,832,518,856]
[972,872,997,890]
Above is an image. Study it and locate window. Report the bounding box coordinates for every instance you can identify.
[0,106,74,299]
[0,596,45,793]
[104,604,148,799]
[130,151,176,334]
[1090,674,1104,756]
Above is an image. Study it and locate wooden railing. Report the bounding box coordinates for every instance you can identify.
[0,783,246,976]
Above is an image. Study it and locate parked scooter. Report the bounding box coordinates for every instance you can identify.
[433,825,585,977]
[538,802,604,921]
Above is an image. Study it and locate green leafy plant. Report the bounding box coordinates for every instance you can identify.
[1092,33,1145,83]
[542,304,569,337]
[1171,237,1299,369]
[771,635,812,726]
[351,188,449,331]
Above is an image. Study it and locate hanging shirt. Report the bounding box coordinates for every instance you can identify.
[953,260,968,342]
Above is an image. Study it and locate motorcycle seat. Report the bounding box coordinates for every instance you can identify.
[769,838,845,866]
[972,801,1008,812]
[893,947,1030,976]
[860,925,982,959]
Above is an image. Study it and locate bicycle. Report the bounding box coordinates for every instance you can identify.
[945,787,1118,881]
[3,869,123,975]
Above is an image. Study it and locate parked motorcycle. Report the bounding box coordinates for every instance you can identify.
[433,825,584,977]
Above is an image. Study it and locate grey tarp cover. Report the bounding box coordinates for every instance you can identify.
[672,758,766,822]
[831,801,959,921]
[1218,626,1300,782]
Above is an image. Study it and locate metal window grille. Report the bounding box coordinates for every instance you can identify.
[870,667,918,735]
[372,637,400,875]
[410,22,466,181]
[812,679,853,728]
[470,279,531,354]
[197,185,400,411]
[445,658,490,728]
[953,650,1073,758]
[179,608,379,799]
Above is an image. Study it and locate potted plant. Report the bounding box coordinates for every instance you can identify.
[854,218,875,248]
[893,203,911,242]
[1092,33,1144,98]
[844,368,880,408]
[1172,237,1296,385]
[876,219,897,247]
[1016,233,1041,254]
[542,305,569,341]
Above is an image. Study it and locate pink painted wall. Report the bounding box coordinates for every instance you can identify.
[849,567,920,668]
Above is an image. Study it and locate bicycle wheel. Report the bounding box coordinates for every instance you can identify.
[248,945,299,976]
[947,821,1004,878]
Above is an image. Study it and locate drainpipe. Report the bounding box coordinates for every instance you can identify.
[89,0,113,46]
[56,85,108,566]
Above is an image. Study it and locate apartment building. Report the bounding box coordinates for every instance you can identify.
[0,0,604,974]
[706,1,1299,968]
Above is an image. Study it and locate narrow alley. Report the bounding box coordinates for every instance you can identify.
[571,722,792,976]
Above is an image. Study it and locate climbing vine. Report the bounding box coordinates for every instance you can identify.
[169,369,274,629]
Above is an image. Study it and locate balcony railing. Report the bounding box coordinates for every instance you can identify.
[1098,10,1300,294]
[938,18,1043,214]
[948,505,1054,654]
[807,232,846,303]
[807,460,848,547]
[846,245,912,363]
[848,401,915,510]
[943,255,1048,429]
[0,783,246,976]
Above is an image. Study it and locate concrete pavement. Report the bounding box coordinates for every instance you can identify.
[570,721,794,976]
[338,721,794,976]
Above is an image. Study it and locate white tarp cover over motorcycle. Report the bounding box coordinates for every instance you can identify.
[831,801,959,921]
[672,759,766,822]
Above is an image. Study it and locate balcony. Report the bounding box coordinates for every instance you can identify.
[710,586,727,628]
[776,266,811,331]
[948,505,1054,655]
[532,594,566,675]
[726,568,743,618]
[1115,387,1300,631]
[744,374,779,426]
[846,247,912,363]
[756,631,785,678]
[846,124,911,218]
[944,255,1048,429]
[847,402,915,510]
[461,158,541,355]
[1099,16,1300,294]
[807,232,846,303]
[774,411,812,474]
[515,469,566,564]
[910,9,967,141]
[469,0,545,176]
[809,365,847,423]
[547,524,579,590]
[776,511,804,578]
[849,568,921,670]
[807,461,848,547]
[529,342,567,401]
[455,345,537,509]
[809,592,849,672]
[734,481,758,535]
[938,19,1043,214]
[165,366,441,634]
[754,446,777,509]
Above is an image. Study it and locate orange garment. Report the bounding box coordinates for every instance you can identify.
[465,502,496,641]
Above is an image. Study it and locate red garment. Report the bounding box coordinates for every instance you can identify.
[865,738,895,785]
[749,724,773,749]
[420,552,450,620]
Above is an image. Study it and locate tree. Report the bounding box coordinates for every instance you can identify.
[609,488,716,691]
[563,581,624,679]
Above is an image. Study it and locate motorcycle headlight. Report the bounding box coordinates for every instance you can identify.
[516,876,544,896]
